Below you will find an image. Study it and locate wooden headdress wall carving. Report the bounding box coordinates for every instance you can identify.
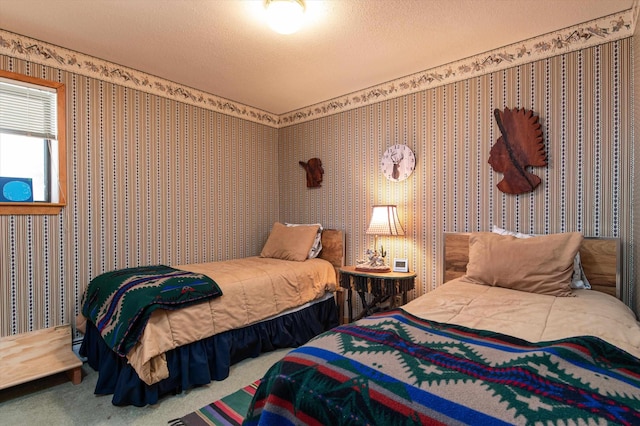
[489,107,547,194]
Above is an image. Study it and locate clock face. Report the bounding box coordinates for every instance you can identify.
[381,144,416,182]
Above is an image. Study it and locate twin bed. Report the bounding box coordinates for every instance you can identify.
[245,231,640,425]
[78,223,345,406]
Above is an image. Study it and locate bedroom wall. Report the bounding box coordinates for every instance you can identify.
[633,14,640,317]
[279,39,636,315]
[0,56,280,337]
[0,21,635,338]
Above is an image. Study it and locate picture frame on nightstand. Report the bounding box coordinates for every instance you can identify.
[393,258,409,272]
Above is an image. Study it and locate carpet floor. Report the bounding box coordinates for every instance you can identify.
[0,348,289,426]
[170,380,261,426]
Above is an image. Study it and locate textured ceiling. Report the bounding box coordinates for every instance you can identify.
[0,0,634,115]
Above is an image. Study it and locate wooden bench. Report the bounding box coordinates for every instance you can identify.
[0,324,82,390]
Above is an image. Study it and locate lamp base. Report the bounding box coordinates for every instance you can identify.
[356,247,389,272]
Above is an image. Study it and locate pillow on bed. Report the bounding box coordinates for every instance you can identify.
[260,222,320,262]
[285,223,323,259]
[463,231,583,296]
[492,225,591,290]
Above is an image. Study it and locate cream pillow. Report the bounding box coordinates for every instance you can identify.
[260,222,320,262]
[285,223,323,259]
[463,232,583,296]
[492,225,591,290]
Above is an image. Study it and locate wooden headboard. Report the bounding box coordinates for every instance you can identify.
[443,232,621,299]
[319,229,345,271]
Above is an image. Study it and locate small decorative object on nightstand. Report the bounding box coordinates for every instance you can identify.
[339,266,416,323]
[393,258,409,272]
[356,205,405,273]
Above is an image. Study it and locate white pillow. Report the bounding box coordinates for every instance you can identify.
[491,225,591,290]
[285,223,323,259]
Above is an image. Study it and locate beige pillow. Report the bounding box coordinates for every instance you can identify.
[285,223,323,259]
[462,232,583,296]
[492,225,591,289]
[260,222,320,262]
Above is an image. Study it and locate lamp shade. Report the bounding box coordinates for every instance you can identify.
[366,205,405,236]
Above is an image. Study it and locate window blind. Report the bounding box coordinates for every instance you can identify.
[0,78,57,140]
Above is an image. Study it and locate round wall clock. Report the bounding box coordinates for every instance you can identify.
[381,144,416,182]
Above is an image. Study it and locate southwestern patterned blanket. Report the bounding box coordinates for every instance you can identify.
[245,309,640,425]
[82,265,222,357]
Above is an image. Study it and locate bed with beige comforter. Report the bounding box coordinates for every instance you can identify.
[78,256,338,406]
[129,256,337,384]
[246,279,640,425]
[245,232,640,425]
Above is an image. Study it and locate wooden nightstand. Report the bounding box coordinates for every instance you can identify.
[339,266,416,323]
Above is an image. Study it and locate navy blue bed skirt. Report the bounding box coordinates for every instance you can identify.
[80,296,338,406]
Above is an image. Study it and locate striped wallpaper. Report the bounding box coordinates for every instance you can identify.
[633,18,640,317]
[279,39,634,316]
[0,36,636,337]
[0,57,280,336]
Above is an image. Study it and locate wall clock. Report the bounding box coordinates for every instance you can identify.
[381,144,415,182]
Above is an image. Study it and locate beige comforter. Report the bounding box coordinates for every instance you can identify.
[107,257,336,385]
[402,278,640,359]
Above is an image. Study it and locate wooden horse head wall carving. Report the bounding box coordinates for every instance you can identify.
[489,108,547,194]
[299,158,324,188]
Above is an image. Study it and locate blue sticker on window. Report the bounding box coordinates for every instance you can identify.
[0,177,33,202]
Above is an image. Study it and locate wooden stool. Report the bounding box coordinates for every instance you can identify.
[0,325,82,390]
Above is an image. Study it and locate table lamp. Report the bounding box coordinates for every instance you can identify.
[356,205,404,272]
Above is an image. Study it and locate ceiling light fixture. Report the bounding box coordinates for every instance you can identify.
[265,0,306,35]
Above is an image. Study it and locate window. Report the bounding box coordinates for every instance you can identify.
[0,70,66,215]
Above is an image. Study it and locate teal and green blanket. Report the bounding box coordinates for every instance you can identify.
[82,265,222,357]
[245,309,640,425]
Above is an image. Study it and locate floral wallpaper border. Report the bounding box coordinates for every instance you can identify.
[0,9,633,129]
[281,10,634,126]
[0,29,280,127]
